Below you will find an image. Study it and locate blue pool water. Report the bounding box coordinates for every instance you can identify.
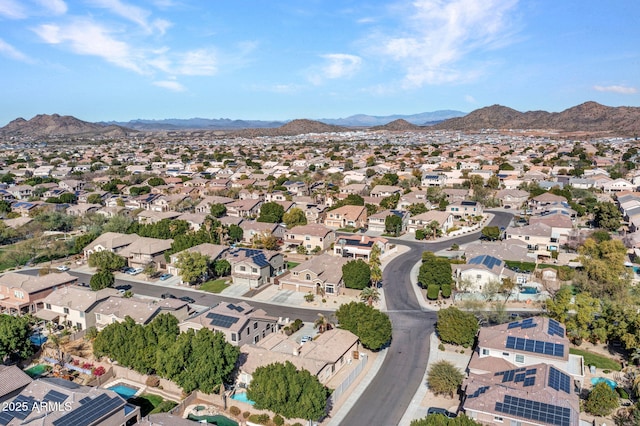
[520,287,538,294]
[230,391,255,405]
[107,384,139,399]
[591,377,617,390]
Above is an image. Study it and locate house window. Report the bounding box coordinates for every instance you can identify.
[76,323,82,330]
[252,268,258,273]
[254,322,258,329]
[63,308,70,314]
[524,236,530,241]
[494,416,503,423]
[482,349,489,356]
[231,333,237,342]
[254,335,259,344]
[14,290,24,299]
[96,314,101,321]
[502,352,510,356]
[45,303,51,310]
[80,311,85,318]
[306,274,311,281]
[240,266,246,272]
[305,236,310,240]
[510,420,522,426]
[326,286,334,294]
[476,274,481,280]
[515,354,525,363]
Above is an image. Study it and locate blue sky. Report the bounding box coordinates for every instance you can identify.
[0,0,638,125]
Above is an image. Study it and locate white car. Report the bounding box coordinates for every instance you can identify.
[56,265,70,271]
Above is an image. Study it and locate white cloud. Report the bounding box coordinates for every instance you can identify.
[372,0,519,87]
[89,0,172,34]
[34,0,67,15]
[308,53,362,85]
[153,80,185,91]
[33,19,144,74]
[593,85,637,95]
[0,38,32,62]
[0,0,26,19]
[173,49,217,75]
[465,94,477,104]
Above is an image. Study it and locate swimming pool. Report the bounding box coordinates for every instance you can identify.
[590,377,617,390]
[187,414,239,426]
[107,384,139,399]
[230,391,255,405]
[520,287,538,294]
[24,364,48,378]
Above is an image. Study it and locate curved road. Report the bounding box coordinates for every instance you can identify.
[339,211,513,426]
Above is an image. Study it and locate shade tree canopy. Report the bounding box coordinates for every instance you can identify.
[336,301,392,350]
[342,259,371,290]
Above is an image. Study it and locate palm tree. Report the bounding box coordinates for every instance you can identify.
[360,287,381,306]
[630,348,640,366]
[370,264,382,288]
[314,314,334,333]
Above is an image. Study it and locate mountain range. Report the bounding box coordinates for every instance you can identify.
[2,102,639,138]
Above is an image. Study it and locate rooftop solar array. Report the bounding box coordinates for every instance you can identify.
[495,367,537,387]
[0,395,37,424]
[467,386,490,399]
[52,393,125,426]
[506,336,565,358]
[495,395,571,426]
[43,389,69,404]
[206,312,240,328]
[230,248,271,268]
[226,303,245,312]
[548,319,565,338]
[548,367,572,394]
[468,255,503,270]
[507,318,536,330]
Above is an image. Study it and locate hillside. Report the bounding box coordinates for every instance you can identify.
[432,102,640,135]
[0,114,131,138]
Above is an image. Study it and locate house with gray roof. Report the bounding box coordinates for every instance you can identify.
[94,296,189,330]
[41,286,119,331]
[278,253,349,296]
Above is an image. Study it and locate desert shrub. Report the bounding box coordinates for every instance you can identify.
[146,375,160,387]
[273,414,285,426]
[229,406,241,416]
[427,284,440,300]
[441,284,452,298]
[438,343,445,351]
[242,411,250,419]
[248,414,270,424]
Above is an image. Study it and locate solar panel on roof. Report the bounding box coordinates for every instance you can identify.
[43,390,68,404]
[523,377,536,387]
[549,367,571,394]
[496,395,571,426]
[53,394,125,426]
[78,397,92,405]
[505,336,564,358]
[0,411,15,425]
[10,395,35,420]
[206,312,240,328]
[548,319,565,337]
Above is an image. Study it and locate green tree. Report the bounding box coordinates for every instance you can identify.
[147,177,166,187]
[214,259,231,277]
[585,381,618,416]
[103,215,133,233]
[342,259,371,290]
[88,251,127,272]
[86,193,104,205]
[247,361,329,421]
[257,202,285,223]
[73,233,97,254]
[407,203,428,216]
[436,307,479,346]
[227,224,243,242]
[90,270,115,291]
[411,414,481,426]
[593,201,622,231]
[385,214,403,236]
[380,193,400,210]
[336,302,392,350]
[418,252,452,289]
[176,251,211,285]
[59,193,77,204]
[486,175,500,189]
[359,287,380,306]
[282,208,307,228]
[209,203,227,218]
[0,314,33,362]
[481,226,501,241]
[427,360,465,398]
[578,238,630,299]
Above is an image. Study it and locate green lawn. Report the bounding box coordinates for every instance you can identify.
[199,278,229,293]
[569,348,622,371]
[286,261,300,269]
[129,394,177,417]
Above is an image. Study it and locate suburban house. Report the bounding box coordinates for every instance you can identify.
[454,254,518,292]
[179,302,278,346]
[462,317,584,426]
[238,329,360,387]
[0,377,140,425]
[240,221,287,245]
[333,235,390,261]
[0,272,77,315]
[278,253,349,296]
[94,296,190,330]
[82,232,139,259]
[505,223,557,257]
[495,189,529,209]
[447,200,483,219]
[421,173,446,188]
[601,178,635,193]
[369,185,402,198]
[226,199,262,218]
[226,247,285,289]
[367,209,409,234]
[166,243,229,279]
[117,236,174,270]
[324,205,368,230]
[40,286,120,331]
[529,193,568,213]
[407,211,454,234]
[283,224,336,252]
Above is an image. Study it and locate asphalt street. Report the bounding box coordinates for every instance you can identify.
[339,211,513,426]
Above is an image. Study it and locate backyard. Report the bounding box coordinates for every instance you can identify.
[129,393,177,416]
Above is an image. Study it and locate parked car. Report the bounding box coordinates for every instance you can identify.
[159,273,172,281]
[427,407,456,418]
[301,335,313,343]
[56,265,70,271]
[161,293,176,299]
[128,267,144,275]
[178,296,195,304]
